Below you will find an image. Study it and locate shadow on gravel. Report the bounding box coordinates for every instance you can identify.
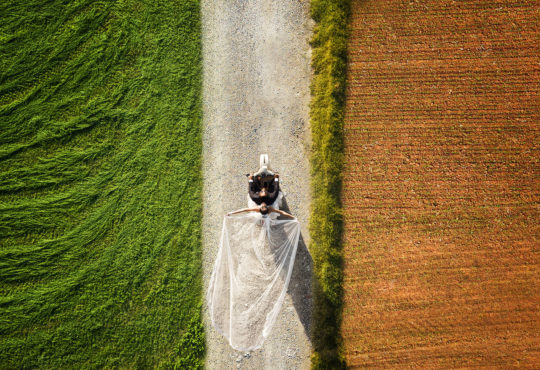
[280,197,313,340]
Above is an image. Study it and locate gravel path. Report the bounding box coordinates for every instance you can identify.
[201,0,313,368]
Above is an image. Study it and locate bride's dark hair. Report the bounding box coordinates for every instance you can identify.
[260,203,269,215]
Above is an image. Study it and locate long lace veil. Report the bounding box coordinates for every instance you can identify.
[206,211,300,351]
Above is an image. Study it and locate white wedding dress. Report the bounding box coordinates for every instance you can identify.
[206,192,300,351]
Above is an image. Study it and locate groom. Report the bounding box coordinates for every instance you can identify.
[248,173,280,205]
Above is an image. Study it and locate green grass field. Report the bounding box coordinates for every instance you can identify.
[0,0,204,367]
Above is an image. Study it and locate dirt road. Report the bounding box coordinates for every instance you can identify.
[201,0,313,368]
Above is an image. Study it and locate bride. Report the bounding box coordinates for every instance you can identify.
[207,158,300,351]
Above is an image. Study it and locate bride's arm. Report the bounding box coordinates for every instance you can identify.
[227,207,259,216]
[269,207,295,219]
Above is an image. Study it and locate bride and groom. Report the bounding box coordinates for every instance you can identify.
[207,155,300,351]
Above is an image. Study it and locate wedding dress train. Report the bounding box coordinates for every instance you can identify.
[206,193,300,351]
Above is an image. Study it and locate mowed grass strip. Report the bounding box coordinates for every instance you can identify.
[309,0,350,368]
[0,0,204,367]
[342,0,539,367]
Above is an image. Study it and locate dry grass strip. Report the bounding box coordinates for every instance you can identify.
[309,0,350,367]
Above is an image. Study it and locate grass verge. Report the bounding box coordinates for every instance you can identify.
[309,0,350,368]
[0,0,204,367]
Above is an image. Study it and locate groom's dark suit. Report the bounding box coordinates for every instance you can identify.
[249,177,279,205]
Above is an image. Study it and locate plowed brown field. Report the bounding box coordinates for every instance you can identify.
[341,0,539,367]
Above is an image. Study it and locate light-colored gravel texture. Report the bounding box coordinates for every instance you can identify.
[201,0,314,368]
